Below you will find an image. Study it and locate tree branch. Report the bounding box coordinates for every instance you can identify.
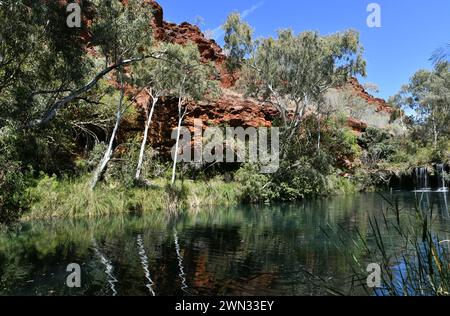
[28,52,166,128]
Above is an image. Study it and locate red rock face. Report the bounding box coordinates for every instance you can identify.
[148,1,237,88]
[89,1,395,148]
[126,0,275,150]
[126,89,278,155]
[347,117,368,133]
[347,78,394,114]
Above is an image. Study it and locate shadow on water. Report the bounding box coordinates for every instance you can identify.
[0,192,449,296]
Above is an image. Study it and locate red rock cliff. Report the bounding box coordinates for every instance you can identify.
[116,1,397,149]
[126,0,275,153]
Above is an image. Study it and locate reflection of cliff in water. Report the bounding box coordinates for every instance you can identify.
[1,192,449,296]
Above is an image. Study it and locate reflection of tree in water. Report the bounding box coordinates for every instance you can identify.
[1,193,450,295]
[174,230,189,294]
[92,239,118,296]
[136,235,155,296]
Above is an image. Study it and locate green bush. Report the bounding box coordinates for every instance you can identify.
[0,159,29,223]
[235,164,272,203]
[272,159,327,201]
[358,127,396,163]
[0,128,30,223]
[326,174,358,195]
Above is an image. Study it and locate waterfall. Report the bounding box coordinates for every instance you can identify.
[415,167,430,191]
[413,167,431,192]
[437,164,448,192]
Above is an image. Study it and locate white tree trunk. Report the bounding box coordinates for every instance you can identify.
[135,96,158,182]
[317,114,321,151]
[171,115,183,185]
[171,77,187,186]
[433,121,439,148]
[90,110,121,190]
[91,70,125,190]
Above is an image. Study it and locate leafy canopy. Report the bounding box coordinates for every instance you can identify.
[133,42,219,102]
[395,62,450,144]
[223,13,366,125]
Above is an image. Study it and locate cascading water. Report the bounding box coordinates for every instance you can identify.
[414,167,431,192]
[437,163,449,192]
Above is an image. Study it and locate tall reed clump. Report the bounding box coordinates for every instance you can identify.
[24,175,241,220]
[185,177,240,209]
[25,175,171,219]
[330,194,450,296]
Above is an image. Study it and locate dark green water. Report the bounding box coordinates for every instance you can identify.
[1,192,450,296]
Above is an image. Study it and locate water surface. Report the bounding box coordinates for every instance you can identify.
[1,192,450,296]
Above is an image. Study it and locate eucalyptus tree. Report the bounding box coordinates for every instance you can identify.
[132,40,218,183]
[0,1,90,124]
[131,44,176,183]
[132,64,163,183]
[223,13,254,72]
[0,0,92,160]
[223,13,366,150]
[157,44,219,185]
[0,1,96,220]
[395,62,450,147]
[89,0,155,189]
[25,0,167,130]
[431,44,450,65]
[129,42,218,185]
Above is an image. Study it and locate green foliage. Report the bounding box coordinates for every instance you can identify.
[235,116,363,203]
[25,174,240,220]
[165,43,220,101]
[228,23,366,127]
[0,158,28,224]
[91,0,153,63]
[274,158,329,201]
[234,118,362,202]
[431,43,450,65]
[358,127,396,163]
[321,118,362,164]
[106,141,142,188]
[135,42,219,97]
[326,174,358,195]
[395,62,450,146]
[241,28,366,100]
[338,198,450,296]
[235,164,272,203]
[0,1,91,125]
[0,127,30,223]
[183,177,240,208]
[101,138,166,187]
[223,13,254,72]
[391,139,450,166]
[26,175,169,219]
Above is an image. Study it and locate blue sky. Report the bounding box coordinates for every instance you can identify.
[158,0,450,100]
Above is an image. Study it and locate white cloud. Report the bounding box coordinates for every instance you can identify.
[206,1,264,41]
[241,1,264,18]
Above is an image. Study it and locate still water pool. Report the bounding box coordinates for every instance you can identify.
[1,192,450,296]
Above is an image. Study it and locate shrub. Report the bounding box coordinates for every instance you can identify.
[0,159,29,224]
[358,127,396,163]
[273,159,327,201]
[235,164,272,203]
[0,129,30,223]
[326,174,358,195]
